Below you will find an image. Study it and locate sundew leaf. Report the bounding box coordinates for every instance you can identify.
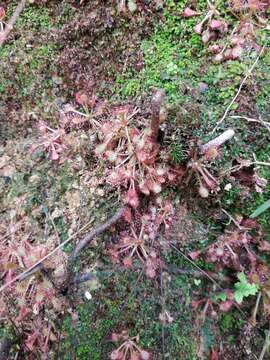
[250,199,270,218]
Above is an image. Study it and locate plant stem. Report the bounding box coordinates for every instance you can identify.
[150,89,165,142]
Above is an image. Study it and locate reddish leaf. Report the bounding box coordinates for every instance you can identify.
[199,185,209,198]
[213,53,224,63]
[111,333,120,342]
[231,36,245,45]
[139,181,150,195]
[130,353,140,360]
[50,148,59,161]
[75,92,89,106]
[210,349,219,360]
[183,7,199,18]
[146,267,156,278]
[219,300,233,312]
[191,299,205,309]
[123,257,133,268]
[194,23,203,34]
[25,331,39,351]
[149,181,162,194]
[209,19,223,30]
[259,240,270,252]
[202,30,216,44]
[0,7,5,21]
[189,250,201,260]
[209,44,222,54]
[125,189,139,208]
[231,45,243,59]
[241,218,258,229]
[16,306,30,322]
[123,207,132,223]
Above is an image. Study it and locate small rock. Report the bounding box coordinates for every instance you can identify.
[198,82,208,93]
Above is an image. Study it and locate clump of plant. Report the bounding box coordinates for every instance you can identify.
[186,147,220,198]
[0,236,66,356]
[108,198,174,278]
[183,1,269,63]
[110,331,151,360]
[95,90,181,208]
[31,121,67,161]
[184,128,235,198]
[191,219,270,323]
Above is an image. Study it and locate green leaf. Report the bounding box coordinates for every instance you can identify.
[234,291,244,304]
[237,272,246,283]
[215,292,227,302]
[250,199,270,218]
[234,272,259,304]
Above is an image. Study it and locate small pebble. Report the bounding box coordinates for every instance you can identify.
[198,82,208,93]
[84,291,92,300]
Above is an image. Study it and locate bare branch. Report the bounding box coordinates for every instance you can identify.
[0,0,27,47]
[150,89,165,142]
[0,207,125,294]
[68,206,126,270]
[200,128,235,154]
[211,45,266,133]
[229,115,270,134]
[0,218,95,293]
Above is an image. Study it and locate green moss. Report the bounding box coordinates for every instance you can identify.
[114,1,204,101]
[221,142,270,236]
[219,310,244,335]
[11,5,51,30]
[170,140,184,164]
[61,298,121,360]
[61,266,199,359]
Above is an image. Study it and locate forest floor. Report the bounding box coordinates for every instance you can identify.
[0,1,270,359]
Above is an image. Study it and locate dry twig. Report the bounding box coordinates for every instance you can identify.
[65,206,126,289]
[68,206,126,268]
[200,128,235,154]
[259,322,270,360]
[212,45,266,133]
[150,89,165,142]
[0,207,125,294]
[0,218,95,293]
[0,0,27,47]
[229,115,270,134]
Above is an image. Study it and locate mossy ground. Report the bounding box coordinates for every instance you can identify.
[0,0,270,359]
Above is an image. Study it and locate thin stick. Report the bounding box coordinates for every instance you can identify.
[200,128,235,154]
[68,206,126,266]
[212,45,266,133]
[0,218,96,293]
[0,0,27,47]
[150,89,165,142]
[48,213,61,245]
[221,208,248,230]
[170,244,221,288]
[221,160,270,176]
[229,115,270,134]
[259,322,270,360]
